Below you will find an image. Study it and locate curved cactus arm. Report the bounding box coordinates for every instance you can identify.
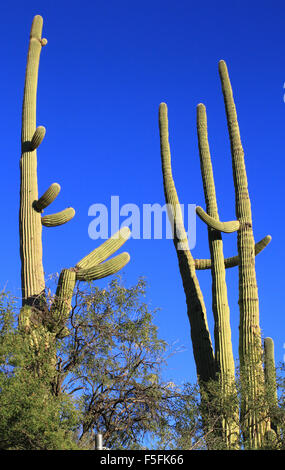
[195,235,272,270]
[76,252,130,281]
[33,182,61,212]
[41,207,75,227]
[196,206,240,233]
[159,102,215,383]
[30,125,46,150]
[76,226,131,270]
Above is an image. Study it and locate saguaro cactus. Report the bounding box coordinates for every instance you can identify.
[218,60,270,447]
[264,337,279,438]
[18,16,131,366]
[196,103,239,447]
[158,103,215,384]
[19,16,47,307]
[158,62,273,448]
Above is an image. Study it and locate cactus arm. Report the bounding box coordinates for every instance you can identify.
[33,183,61,212]
[48,230,131,333]
[19,15,48,306]
[194,235,272,270]
[159,102,215,383]
[76,252,130,281]
[76,227,131,270]
[41,207,75,227]
[219,60,269,446]
[30,125,46,150]
[196,206,240,233]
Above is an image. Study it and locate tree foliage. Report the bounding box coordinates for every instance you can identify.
[0,290,80,450]
[0,278,284,450]
[55,276,194,449]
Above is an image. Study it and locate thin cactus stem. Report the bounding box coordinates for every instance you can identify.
[158,102,215,384]
[219,60,270,447]
[194,235,271,270]
[264,337,279,437]
[197,103,239,448]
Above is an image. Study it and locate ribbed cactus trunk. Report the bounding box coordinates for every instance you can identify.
[218,60,269,447]
[20,15,47,307]
[158,103,215,384]
[264,337,279,440]
[196,103,239,448]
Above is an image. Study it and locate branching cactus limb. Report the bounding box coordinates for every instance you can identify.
[158,102,215,384]
[219,60,270,447]
[194,235,271,270]
[196,103,239,448]
[75,227,131,282]
[49,228,131,338]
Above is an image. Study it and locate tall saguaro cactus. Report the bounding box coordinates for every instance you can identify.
[18,16,131,364]
[158,103,215,384]
[196,103,239,447]
[20,16,47,307]
[158,61,273,448]
[218,60,270,447]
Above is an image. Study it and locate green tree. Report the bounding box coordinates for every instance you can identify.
[54,276,192,449]
[0,279,198,450]
[0,290,80,450]
[1,280,284,450]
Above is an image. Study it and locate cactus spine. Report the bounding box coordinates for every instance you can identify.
[18,16,131,374]
[196,103,239,447]
[218,60,270,447]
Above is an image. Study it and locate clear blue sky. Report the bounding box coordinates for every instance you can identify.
[1,0,284,386]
